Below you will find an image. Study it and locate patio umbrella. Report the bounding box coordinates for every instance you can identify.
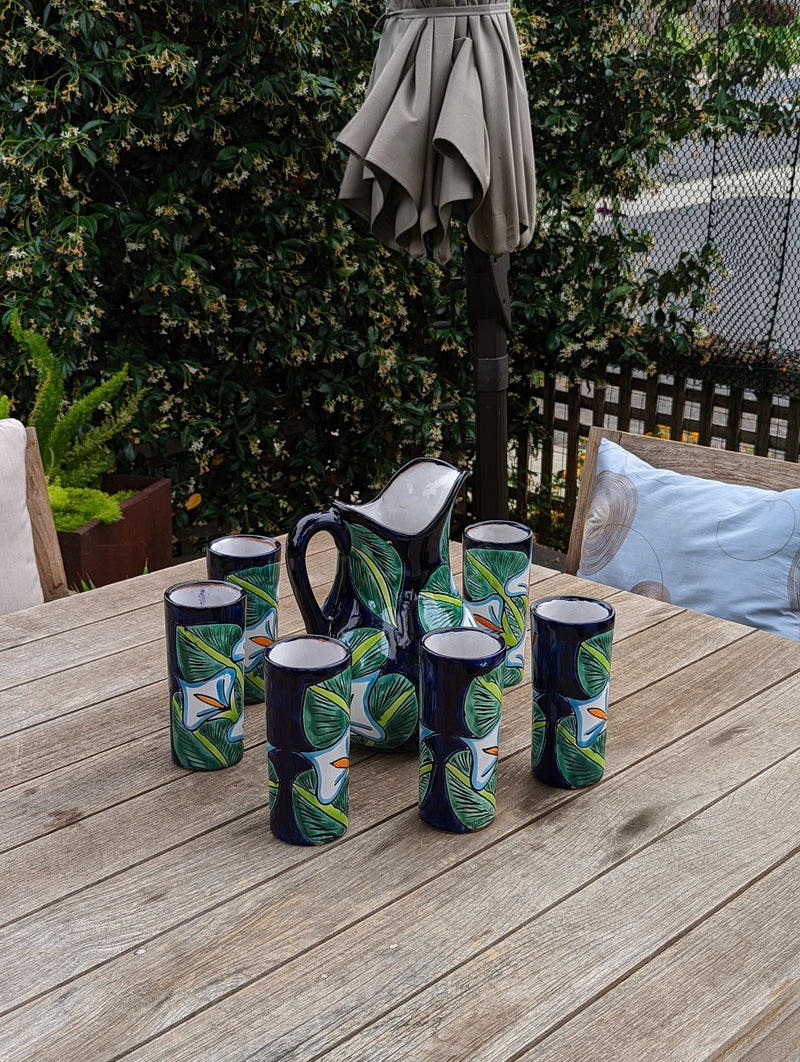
[337,0,536,519]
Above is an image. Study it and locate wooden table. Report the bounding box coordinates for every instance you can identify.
[1,538,799,1062]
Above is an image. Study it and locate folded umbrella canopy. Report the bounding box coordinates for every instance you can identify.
[339,0,535,264]
[338,0,536,518]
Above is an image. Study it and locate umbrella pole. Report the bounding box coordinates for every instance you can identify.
[466,239,511,521]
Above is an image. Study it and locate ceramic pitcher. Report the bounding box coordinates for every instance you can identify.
[286,458,475,751]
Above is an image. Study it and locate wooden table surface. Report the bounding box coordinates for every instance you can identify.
[1,537,799,1062]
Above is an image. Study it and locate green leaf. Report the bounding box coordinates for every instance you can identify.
[175,623,242,681]
[464,548,529,601]
[302,668,351,748]
[418,738,434,805]
[367,672,417,749]
[555,715,605,787]
[576,632,613,698]
[347,522,403,627]
[531,697,547,769]
[463,671,503,738]
[292,768,348,844]
[418,564,467,632]
[444,749,496,830]
[341,627,388,680]
[171,693,242,770]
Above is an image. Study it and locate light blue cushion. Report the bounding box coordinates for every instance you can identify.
[577,437,800,639]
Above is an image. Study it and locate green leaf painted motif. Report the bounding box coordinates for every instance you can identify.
[229,564,279,623]
[171,692,243,770]
[555,714,605,787]
[419,738,434,805]
[368,671,418,748]
[464,547,527,600]
[244,670,264,700]
[302,668,351,749]
[463,670,503,738]
[347,522,403,627]
[504,664,523,688]
[576,631,613,698]
[531,696,547,768]
[342,627,388,680]
[292,767,348,844]
[268,755,279,812]
[444,749,496,830]
[176,623,243,682]
[464,549,528,647]
[418,564,466,632]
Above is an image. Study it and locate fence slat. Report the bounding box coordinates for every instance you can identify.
[525,368,800,541]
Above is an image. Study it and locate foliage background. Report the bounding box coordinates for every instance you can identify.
[1,0,797,549]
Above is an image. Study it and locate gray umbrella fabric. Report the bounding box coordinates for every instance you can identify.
[338,0,536,265]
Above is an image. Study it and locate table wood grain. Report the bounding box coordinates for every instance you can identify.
[1,540,798,1061]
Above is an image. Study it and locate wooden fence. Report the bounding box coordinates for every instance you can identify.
[514,360,800,535]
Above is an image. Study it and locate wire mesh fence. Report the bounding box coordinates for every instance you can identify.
[598,0,800,380]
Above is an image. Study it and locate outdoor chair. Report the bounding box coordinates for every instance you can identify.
[566,426,800,639]
[0,419,69,615]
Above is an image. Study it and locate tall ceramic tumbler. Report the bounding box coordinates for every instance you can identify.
[530,596,615,788]
[164,580,246,771]
[462,520,533,688]
[419,628,505,833]
[265,635,352,845]
[206,534,281,704]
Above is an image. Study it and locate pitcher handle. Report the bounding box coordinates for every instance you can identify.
[286,509,351,636]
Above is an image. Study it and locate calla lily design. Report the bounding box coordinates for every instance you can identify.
[349,678,385,745]
[179,667,240,731]
[304,730,351,804]
[568,688,609,746]
[244,609,276,671]
[461,718,502,790]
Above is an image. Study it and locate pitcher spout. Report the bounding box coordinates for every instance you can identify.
[337,458,466,538]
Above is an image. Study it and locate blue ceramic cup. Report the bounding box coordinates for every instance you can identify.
[206,534,281,705]
[264,635,352,845]
[462,520,533,688]
[418,627,505,833]
[530,595,615,788]
[164,580,246,771]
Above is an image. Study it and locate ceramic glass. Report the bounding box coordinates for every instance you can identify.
[164,580,246,771]
[530,595,615,788]
[462,520,533,688]
[418,628,505,833]
[206,534,281,704]
[265,635,352,845]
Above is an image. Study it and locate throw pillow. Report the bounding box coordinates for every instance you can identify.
[576,437,800,639]
[0,419,45,615]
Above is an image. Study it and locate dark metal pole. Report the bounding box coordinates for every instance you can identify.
[466,239,511,521]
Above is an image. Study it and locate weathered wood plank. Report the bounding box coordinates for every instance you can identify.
[17,686,797,1062]
[0,621,791,1054]
[288,755,800,1062]
[0,530,338,652]
[526,856,800,1061]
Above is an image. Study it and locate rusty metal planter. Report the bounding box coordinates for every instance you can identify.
[57,475,172,590]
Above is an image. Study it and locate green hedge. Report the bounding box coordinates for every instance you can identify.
[2,1,797,546]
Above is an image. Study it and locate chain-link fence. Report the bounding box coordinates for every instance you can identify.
[600,1,800,388]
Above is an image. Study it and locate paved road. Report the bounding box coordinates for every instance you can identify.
[596,73,800,357]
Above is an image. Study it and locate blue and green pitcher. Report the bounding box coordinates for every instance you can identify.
[286,458,475,751]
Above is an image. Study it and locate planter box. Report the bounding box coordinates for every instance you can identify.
[57,475,173,589]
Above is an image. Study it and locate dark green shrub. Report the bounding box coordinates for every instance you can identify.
[2,1,797,546]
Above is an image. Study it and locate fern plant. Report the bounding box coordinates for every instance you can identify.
[3,315,146,531]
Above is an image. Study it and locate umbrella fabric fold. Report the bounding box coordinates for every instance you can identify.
[337,0,536,265]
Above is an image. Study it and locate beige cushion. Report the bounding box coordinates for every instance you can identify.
[0,419,44,614]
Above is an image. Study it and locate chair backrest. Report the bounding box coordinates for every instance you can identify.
[566,426,800,575]
[25,427,70,601]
